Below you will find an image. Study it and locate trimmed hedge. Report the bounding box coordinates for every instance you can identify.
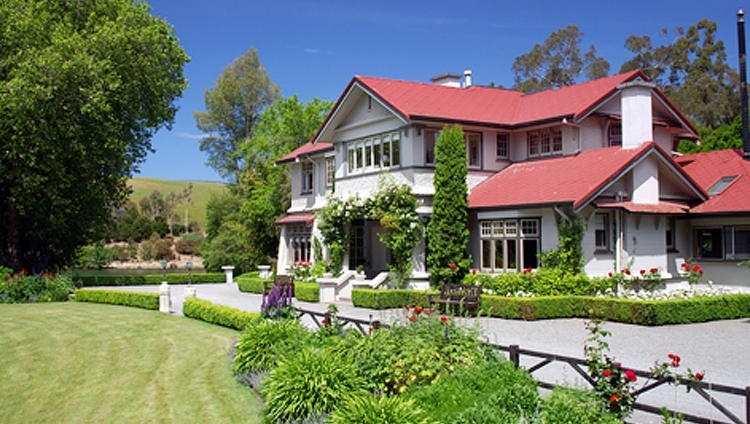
[74,289,159,310]
[294,282,319,302]
[183,298,260,331]
[236,274,268,294]
[73,272,227,287]
[352,289,437,309]
[480,294,750,325]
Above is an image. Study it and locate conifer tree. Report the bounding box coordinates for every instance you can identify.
[426,125,471,286]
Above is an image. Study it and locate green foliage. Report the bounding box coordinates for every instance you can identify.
[236,274,268,293]
[512,24,610,93]
[0,0,189,272]
[538,387,622,424]
[261,348,367,423]
[351,289,436,309]
[202,219,259,275]
[407,355,539,423]
[194,47,280,183]
[74,242,115,270]
[1,271,75,303]
[427,125,471,286]
[476,268,615,297]
[73,289,159,310]
[182,298,260,331]
[328,394,432,424]
[679,114,743,154]
[540,215,586,275]
[620,19,738,128]
[294,282,320,302]
[174,233,202,256]
[233,320,313,374]
[73,272,225,287]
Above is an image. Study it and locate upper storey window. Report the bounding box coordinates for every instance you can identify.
[347,132,400,174]
[528,127,562,157]
[496,133,509,159]
[425,129,482,167]
[609,122,622,147]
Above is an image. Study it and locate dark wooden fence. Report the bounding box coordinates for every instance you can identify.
[296,306,749,424]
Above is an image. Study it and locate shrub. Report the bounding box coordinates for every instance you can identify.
[1,271,75,303]
[538,387,622,424]
[407,355,539,423]
[74,242,115,269]
[139,240,157,261]
[295,282,319,302]
[328,394,432,424]
[476,268,616,297]
[154,238,174,260]
[261,348,368,423]
[236,274,268,293]
[73,289,159,310]
[73,273,225,287]
[233,320,313,373]
[175,233,203,255]
[351,289,435,309]
[183,298,260,331]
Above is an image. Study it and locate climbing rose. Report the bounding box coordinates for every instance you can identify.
[603,369,612,377]
[640,269,646,275]
[695,372,704,381]
[625,369,637,382]
[609,394,619,403]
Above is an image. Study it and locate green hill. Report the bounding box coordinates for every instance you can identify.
[127,177,228,231]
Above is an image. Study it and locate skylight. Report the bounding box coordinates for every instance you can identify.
[707,176,737,195]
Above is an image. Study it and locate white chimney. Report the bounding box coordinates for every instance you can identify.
[617,77,655,149]
[463,70,473,88]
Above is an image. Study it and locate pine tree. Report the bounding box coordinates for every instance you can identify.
[426,125,471,286]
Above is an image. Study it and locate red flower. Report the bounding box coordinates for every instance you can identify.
[625,369,637,382]
[668,353,681,367]
[404,304,410,311]
[368,326,374,333]
[640,269,646,275]
[623,269,631,275]
[602,369,612,377]
[449,262,456,269]
[609,394,619,403]
[321,318,328,324]
[692,265,700,272]
[650,267,658,274]
[608,272,613,277]
[414,307,423,315]
[682,262,690,270]
[699,269,704,275]
[695,372,704,381]
[440,315,449,324]
[471,269,477,275]
[425,309,435,315]
[409,315,418,322]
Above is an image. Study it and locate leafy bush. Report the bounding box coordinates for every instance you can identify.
[154,238,174,260]
[295,282,319,302]
[261,347,367,423]
[139,239,157,261]
[1,271,75,303]
[74,242,115,269]
[233,320,313,373]
[538,387,622,424]
[236,274,268,294]
[328,394,432,424]
[174,238,201,256]
[73,273,225,287]
[183,298,260,331]
[73,289,159,310]
[110,243,138,261]
[351,289,436,309]
[407,355,539,423]
[475,268,616,297]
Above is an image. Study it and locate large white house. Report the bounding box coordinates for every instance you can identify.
[275,70,750,289]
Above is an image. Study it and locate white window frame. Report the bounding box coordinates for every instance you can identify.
[301,162,313,194]
[594,213,610,252]
[496,133,509,159]
[347,132,400,174]
[479,218,540,273]
[325,157,335,188]
[528,127,563,157]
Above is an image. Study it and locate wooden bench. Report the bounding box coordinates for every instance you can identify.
[429,283,481,314]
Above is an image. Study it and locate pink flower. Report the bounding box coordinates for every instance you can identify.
[449,263,456,269]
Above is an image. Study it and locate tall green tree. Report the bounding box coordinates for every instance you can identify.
[426,125,471,286]
[194,47,280,183]
[511,25,610,93]
[620,19,739,128]
[0,0,188,272]
[678,114,744,154]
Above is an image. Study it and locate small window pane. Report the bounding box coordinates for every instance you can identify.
[494,240,504,270]
[391,134,400,166]
[505,221,517,236]
[482,240,492,269]
[480,222,492,237]
[496,133,509,158]
[365,141,372,167]
[467,133,481,167]
[492,221,504,236]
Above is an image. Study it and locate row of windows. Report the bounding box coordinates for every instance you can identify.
[694,227,750,260]
[424,130,483,167]
[347,132,400,173]
[300,157,335,195]
[479,219,540,273]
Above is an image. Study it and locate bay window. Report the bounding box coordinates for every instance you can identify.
[480,218,540,272]
[347,132,400,174]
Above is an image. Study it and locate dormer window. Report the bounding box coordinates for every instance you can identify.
[609,123,622,146]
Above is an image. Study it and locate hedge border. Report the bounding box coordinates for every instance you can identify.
[237,275,320,303]
[74,289,159,310]
[351,289,750,325]
[72,272,227,287]
[236,274,267,294]
[182,298,260,331]
[294,282,319,303]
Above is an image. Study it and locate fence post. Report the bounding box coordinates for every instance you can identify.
[745,386,749,424]
[510,345,520,369]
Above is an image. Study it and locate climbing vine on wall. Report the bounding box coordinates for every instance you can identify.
[539,215,586,275]
[316,176,423,288]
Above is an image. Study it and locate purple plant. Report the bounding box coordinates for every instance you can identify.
[261,283,294,319]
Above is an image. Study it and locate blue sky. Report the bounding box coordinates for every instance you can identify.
[139,0,746,182]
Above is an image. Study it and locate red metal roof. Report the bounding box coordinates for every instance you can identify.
[469,143,660,210]
[275,141,333,164]
[275,213,315,225]
[676,149,750,214]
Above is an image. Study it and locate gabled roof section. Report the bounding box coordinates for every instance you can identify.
[275,141,333,164]
[676,149,750,214]
[468,142,705,212]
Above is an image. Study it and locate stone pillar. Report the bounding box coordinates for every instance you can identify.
[222,266,235,284]
[159,282,171,313]
[184,286,196,299]
[258,265,271,279]
[318,276,337,303]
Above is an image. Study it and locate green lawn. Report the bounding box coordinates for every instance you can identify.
[0,303,261,424]
[128,177,228,230]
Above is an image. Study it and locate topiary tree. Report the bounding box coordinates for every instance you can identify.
[426,125,471,286]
